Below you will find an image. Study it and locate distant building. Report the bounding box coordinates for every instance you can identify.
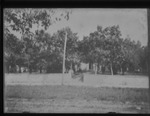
[80,62,89,71]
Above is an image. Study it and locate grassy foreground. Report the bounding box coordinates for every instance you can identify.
[5,85,149,103]
[4,85,150,113]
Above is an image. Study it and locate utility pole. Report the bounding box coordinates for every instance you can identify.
[62,31,67,85]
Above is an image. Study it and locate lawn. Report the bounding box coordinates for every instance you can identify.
[4,73,150,113]
[4,73,149,88]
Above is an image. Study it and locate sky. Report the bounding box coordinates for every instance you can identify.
[47,8,148,46]
[10,8,148,46]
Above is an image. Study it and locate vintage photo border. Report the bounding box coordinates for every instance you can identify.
[1,0,150,115]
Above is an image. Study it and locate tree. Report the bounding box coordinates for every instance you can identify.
[4,33,24,73]
[78,25,148,76]
[139,46,148,74]
[102,25,122,75]
[54,27,79,73]
[4,8,71,73]
[30,27,79,73]
[119,36,146,74]
[4,9,71,36]
[78,25,122,75]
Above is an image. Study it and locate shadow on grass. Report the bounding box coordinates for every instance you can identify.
[5,85,149,104]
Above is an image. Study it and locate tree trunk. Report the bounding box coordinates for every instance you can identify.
[71,62,73,70]
[40,67,42,73]
[97,62,100,73]
[89,61,94,70]
[8,65,11,73]
[19,66,21,73]
[11,65,16,73]
[99,65,102,73]
[95,64,97,75]
[122,67,125,75]
[120,67,122,75]
[110,63,114,75]
[29,69,32,73]
[29,65,32,73]
[89,62,92,70]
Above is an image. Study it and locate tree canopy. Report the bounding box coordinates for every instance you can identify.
[4,9,148,75]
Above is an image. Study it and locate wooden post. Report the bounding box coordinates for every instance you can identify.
[62,31,67,85]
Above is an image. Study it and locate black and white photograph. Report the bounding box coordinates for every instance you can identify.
[3,8,149,113]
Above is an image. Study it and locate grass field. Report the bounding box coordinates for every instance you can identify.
[4,73,149,88]
[4,73,150,113]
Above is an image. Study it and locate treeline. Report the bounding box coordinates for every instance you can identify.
[78,26,148,75]
[4,9,148,75]
[4,27,78,73]
[4,26,148,75]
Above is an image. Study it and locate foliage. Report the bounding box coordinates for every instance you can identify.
[4,8,71,73]
[3,9,147,74]
[78,25,147,75]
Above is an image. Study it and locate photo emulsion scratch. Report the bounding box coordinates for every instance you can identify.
[4,8,149,113]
